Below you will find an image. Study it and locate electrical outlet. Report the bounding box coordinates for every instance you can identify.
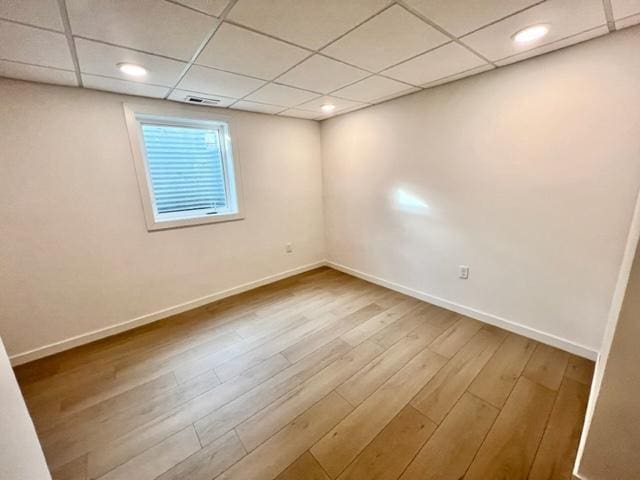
[286,243,293,253]
[459,265,469,279]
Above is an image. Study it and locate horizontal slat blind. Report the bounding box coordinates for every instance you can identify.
[141,124,228,215]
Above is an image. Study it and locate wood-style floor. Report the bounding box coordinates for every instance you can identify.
[14,267,594,480]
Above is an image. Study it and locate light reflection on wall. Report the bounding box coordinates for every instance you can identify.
[392,188,430,215]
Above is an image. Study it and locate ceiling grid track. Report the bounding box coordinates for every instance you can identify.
[164,0,240,99]
[602,0,617,32]
[56,0,83,86]
[0,0,631,120]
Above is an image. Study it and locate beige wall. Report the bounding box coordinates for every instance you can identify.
[321,26,640,356]
[0,79,325,360]
[576,226,640,479]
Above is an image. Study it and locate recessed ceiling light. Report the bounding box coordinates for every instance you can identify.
[117,63,147,77]
[321,103,336,113]
[512,24,549,44]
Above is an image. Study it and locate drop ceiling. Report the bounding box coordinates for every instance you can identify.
[0,0,638,120]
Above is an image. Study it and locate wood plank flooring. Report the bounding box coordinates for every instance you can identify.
[14,267,594,480]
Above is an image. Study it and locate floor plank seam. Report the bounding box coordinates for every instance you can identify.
[16,270,594,480]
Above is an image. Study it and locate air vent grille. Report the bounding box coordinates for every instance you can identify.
[185,95,221,106]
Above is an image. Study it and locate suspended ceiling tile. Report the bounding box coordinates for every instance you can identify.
[277,54,369,94]
[75,39,187,87]
[172,0,230,17]
[66,0,217,60]
[421,63,494,89]
[196,22,309,80]
[616,13,640,28]
[278,108,320,120]
[0,60,77,86]
[461,0,606,62]
[245,83,318,107]
[495,26,609,66]
[332,75,416,103]
[227,0,391,49]
[177,64,265,98]
[610,0,640,19]
[298,95,366,115]
[403,0,540,37]
[322,5,448,72]
[231,100,287,114]
[612,0,640,28]
[82,74,170,98]
[0,0,64,31]
[0,20,73,70]
[383,42,486,87]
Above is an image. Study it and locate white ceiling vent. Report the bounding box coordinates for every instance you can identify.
[184,95,222,106]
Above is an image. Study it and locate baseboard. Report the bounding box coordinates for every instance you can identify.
[9,261,326,366]
[10,258,599,365]
[327,261,598,360]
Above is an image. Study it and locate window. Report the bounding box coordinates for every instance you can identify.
[124,104,243,230]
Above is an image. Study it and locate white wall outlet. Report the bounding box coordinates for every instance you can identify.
[459,265,469,279]
[286,243,293,253]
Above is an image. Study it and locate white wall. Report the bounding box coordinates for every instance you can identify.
[321,26,640,356]
[575,214,640,479]
[0,79,325,360]
[0,338,51,479]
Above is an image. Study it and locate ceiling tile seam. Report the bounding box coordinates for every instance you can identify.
[225,51,319,108]
[221,19,316,54]
[225,2,401,109]
[79,72,175,89]
[393,0,497,67]
[278,1,625,121]
[0,16,64,34]
[616,11,640,23]
[33,0,615,118]
[72,35,190,63]
[374,40,466,84]
[319,36,462,79]
[456,0,547,38]
[57,0,82,87]
[164,0,238,100]
[330,90,391,105]
[67,15,465,88]
[601,0,616,32]
[421,64,493,88]
[313,1,397,51]
[321,72,416,102]
[222,5,415,79]
[493,24,610,64]
[375,72,423,89]
[269,80,328,96]
[163,0,218,18]
[320,79,435,122]
[0,57,77,73]
[165,0,470,110]
[234,98,289,109]
[71,36,286,91]
[188,62,272,82]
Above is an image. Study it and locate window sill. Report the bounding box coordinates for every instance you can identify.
[146,211,245,231]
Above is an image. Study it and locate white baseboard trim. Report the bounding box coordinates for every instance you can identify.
[9,261,326,366]
[10,258,599,365]
[327,261,599,360]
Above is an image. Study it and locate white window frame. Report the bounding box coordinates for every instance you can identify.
[123,103,244,231]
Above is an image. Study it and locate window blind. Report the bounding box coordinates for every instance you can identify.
[141,124,228,215]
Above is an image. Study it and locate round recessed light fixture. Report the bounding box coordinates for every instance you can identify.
[117,62,147,77]
[321,103,336,113]
[512,24,549,44]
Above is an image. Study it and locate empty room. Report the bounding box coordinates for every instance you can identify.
[2,0,640,479]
